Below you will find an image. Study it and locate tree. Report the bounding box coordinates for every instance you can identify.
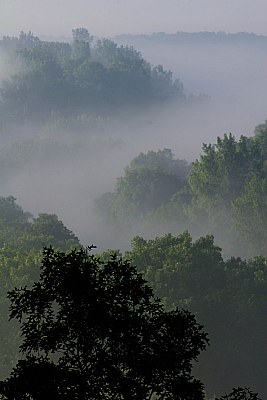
[186,133,265,252]
[215,387,261,400]
[151,65,184,100]
[189,134,255,206]
[111,167,184,220]
[126,232,267,398]
[128,149,190,179]
[127,232,225,311]
[31,213,79,250]
[72,28,93,61]
[94,149,189,223]
[232,175,267,256]
[0,247,208,400]
[253,119,267,158]
[0,197,80,380]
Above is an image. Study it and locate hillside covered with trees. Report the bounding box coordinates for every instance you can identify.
[0,28,266,399]
[0,200,264,398]
[95,120,267,259]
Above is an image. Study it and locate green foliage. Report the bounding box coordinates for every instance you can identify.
[0,247,208,399]
[129,148,189,179]
[0,196,79,252]
[30,214,78,250]
[232,175,267,255]
[126,232,267,397]
[93,120,267,256]
[187,124,267,255]
[216,387,261,400]
[0,196,30,227]
[253,119,267,152]
[147,185,193,234]
[0,44,66,121]
[0,196,79,379]
[71,27,93,61]
[0,30,184,126]
[95,149,189,223]
[150,64,184,100]
[93,124,267,256]
[112,167,183,220]
[127,232,224,310]
[189,134,258,205]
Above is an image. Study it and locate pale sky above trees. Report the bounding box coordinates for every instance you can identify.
[0,0,267,38]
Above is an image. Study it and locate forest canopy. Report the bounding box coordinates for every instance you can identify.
[0,196,265,397]
[95,120,267,258]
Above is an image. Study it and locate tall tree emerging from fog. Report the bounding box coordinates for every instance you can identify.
[0,247,208,400]
[72,28,93,61]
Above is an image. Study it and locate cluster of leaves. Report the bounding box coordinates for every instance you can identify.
[0,29,184,127]
[0,196,79,379]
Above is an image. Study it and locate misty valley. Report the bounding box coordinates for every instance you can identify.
[0,29,266,399]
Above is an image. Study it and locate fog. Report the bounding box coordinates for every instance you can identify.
[115,34,267,136]
[0,31,267,252]
[0,49,24,82]
[0,104,209,249]
[1,0,267,37]
[0,26,267,399]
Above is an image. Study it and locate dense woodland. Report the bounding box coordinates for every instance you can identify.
[0,195,265,398]
[0,30,266,399]
[95,121,267,259]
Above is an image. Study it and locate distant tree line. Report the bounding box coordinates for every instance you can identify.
[116,30,267,46]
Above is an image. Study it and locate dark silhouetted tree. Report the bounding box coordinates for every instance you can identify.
[216,387,261,400]
[0,246,208,399]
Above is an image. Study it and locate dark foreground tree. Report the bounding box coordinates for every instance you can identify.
[216,387,261,400]
[0,247,208,400]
